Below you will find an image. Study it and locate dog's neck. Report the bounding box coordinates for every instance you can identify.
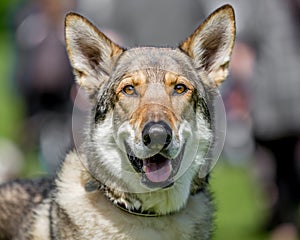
[84,178,160,217]
[83,173,208,217]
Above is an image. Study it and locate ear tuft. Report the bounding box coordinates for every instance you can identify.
[180,5,236,87]
[65,13,124,98]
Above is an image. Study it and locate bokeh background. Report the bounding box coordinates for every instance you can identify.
[1,0,300,239]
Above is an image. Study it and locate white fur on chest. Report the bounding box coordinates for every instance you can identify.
[60,189,210,240]
[55,152,212,240]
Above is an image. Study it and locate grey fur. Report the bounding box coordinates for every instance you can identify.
[0,5,235,240]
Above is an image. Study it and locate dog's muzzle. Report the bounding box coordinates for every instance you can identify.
[125,121,184,189]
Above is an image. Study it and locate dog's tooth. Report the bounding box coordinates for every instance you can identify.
[142,165,147,172]
[119,199,128,208]
[133,200,141,210]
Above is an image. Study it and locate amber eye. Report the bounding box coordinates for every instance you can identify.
[122,85,136,95]
[174,84,187,95]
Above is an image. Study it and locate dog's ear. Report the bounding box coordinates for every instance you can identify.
[179,5,236,87]
[65,13,124,98]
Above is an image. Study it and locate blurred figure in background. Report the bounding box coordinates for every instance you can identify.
[222,41,255,166]
[78,0,207,47]
[13,0,76,173]
[204,0,300,239]
[252,1,300,239]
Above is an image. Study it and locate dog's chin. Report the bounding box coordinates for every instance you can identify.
[124,142,185,189]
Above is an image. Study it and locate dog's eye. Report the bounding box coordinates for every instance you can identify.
[174,84,187,95]
[122,85,136,95]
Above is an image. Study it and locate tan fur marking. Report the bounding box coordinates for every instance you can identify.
[211,62,230,87]
[117,71,195,135]
[129,104,178,136]
[111,43,124,58]
[116,70,147,96]
[164,72,194,92]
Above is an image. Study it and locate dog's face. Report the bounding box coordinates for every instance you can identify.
[65,5,235,193]
[111,49,212,189]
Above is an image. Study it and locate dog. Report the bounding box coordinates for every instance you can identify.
[0,4,235,239]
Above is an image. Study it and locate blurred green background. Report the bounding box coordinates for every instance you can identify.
[0,0,43,176]
[0,0,22,141]
[0,1,269,239]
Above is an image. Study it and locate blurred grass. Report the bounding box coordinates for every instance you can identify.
[0,23,269,239]
[0,32,43,178]
[211,163,268,240]
[0,33,23,141]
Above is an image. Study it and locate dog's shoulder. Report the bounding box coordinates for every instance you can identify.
[0,177,54,239]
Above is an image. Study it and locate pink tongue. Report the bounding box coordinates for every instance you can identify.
[144,159,171,183]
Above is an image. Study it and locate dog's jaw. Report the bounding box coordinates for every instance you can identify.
[124,141,185,189]
[76,146,205,216]
[80,158,201,216]
[137,168,197,215]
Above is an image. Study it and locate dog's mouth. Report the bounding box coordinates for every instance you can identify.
[124,142,185,188]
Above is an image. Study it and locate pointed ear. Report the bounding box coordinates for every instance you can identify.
[65,13,124,98]
[179,5,236,87]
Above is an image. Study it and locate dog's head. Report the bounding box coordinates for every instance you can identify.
[65,5,235,194]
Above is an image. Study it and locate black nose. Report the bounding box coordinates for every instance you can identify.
[142,121,172,150]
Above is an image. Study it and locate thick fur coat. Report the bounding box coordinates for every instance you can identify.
[0,5,235,240]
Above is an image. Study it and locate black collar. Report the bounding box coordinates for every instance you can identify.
[114,201,163,217]
[84,178,164,217]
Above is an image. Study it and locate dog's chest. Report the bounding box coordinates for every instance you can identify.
[54,153,213,239]
[93,207,198,240]
[57,192,212,240]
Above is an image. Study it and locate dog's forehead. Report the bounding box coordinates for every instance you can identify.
[113,47,197,80]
